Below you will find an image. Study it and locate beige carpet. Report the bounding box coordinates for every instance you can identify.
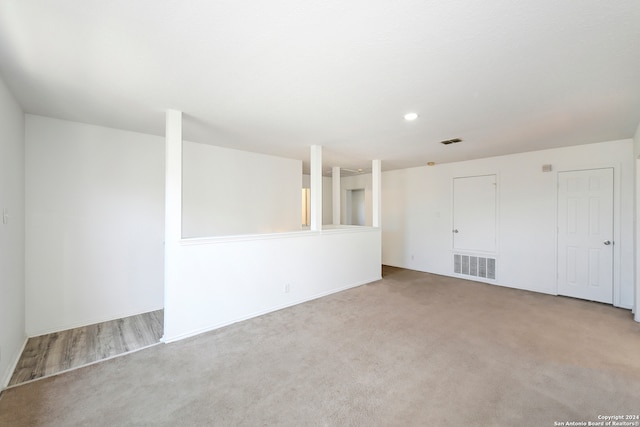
[1,266,639,426]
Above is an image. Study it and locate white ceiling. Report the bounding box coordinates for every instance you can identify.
[1,0,639,172]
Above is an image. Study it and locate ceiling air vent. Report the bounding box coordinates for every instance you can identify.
[440,138,462,145]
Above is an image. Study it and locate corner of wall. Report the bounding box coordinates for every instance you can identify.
[0,75,26,388]
[24,116,165,334]
[634,121,640,321]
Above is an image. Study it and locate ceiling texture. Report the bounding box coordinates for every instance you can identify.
[0,0,639,172]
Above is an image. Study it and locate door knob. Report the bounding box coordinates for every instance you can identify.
[453,229,459,233]
[603,240,611,245]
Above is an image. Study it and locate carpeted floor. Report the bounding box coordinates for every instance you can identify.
[1,266,639,426]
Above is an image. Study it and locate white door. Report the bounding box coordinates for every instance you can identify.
[453,175,497,252]
[557,168,613,304]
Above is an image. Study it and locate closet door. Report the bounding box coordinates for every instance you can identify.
[453,175,497,252]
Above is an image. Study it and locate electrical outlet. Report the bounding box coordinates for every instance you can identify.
[284,284,290,293]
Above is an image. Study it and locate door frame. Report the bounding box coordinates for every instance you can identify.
[555,164,622,307]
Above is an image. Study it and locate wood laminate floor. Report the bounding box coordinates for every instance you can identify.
[8,310,163,387]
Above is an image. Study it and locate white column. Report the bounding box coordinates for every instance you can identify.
[636,158,640,322]
[165,109,182,242]
[163,109,182,342]
[310,145,323,231]
[372,159,381,227]
[332,166,341,225]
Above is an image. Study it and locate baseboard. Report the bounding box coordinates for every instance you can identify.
[2,341,162,392]
[408,265,558,296]
[484,278,557,296]
[1,336,28,390]
[162,276,381,344]
[615,303,633,310]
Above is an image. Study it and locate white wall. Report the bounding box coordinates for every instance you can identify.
[382,140,635,309]
[25,116,165,336]
[165,136,382,342]
[164,229,382,342]
[183,142,302,237]
[0,76,25,388]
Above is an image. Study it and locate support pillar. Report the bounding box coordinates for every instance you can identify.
[163,109,183,342]
[332,166,341,225]
[635,158,640,322]
[372,159,381,227]
[310,145,323,231]
[165,109,182,242]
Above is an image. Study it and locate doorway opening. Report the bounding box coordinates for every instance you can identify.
[346,189,365,226]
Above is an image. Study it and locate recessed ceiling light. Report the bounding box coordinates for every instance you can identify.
[404,113,418,121]
[427,162,436,166]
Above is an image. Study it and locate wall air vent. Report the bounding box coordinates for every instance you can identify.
[454,254,495,280]
[440,138,462,145]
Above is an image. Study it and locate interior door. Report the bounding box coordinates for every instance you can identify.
[453,175,497,252]
[557,168,613,303]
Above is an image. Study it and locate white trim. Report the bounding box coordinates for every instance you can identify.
[1,336,28,390]
[479,276,557,296]
[178,226,379,246]
[180,230,316,245]
[2,341,162,390]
